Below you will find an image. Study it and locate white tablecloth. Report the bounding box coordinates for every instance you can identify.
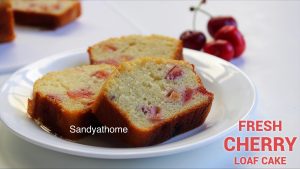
[0,1,299,168]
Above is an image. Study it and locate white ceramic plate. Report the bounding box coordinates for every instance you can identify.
[0,48,256,159]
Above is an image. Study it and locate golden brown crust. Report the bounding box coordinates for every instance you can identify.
[0,1,15,43]
[173,40,183,60]
[87,47,95,64]
[13,1,81,29]
[29,92,99,139]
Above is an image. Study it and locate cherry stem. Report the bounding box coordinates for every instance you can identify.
[192,1,213,30]
[198,8,213,18]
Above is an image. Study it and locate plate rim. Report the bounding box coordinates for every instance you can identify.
[0,48,256,159]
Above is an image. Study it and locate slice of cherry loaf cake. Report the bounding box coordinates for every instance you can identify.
[28,64,115,139]
[12,0,81,29]
[93,57,213,147]
[88,35,183,66]
[0,0,15,42]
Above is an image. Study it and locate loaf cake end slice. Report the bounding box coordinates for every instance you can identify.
[12,0,81,29]
[93,57,213,146]
[0,0,15,42]
[28,64,115,139]
[88,35,183,66]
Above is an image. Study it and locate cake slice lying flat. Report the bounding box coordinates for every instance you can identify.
[28,65,115,139]
[12,0,81,29]
[93,57,214,146]
[0,0,15,42]
[88,35,183,66]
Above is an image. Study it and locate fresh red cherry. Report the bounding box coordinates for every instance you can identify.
[214,25,246,57]
[203,40,234,61]
[208,16,237,37]
[180,30,206,51]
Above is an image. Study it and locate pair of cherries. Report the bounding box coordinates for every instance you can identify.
[180,4,246,61]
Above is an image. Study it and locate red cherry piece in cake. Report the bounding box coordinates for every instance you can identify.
[165,66,183,80]
[141,105,161,121]
[102,44,117,52]
[91,70,110,79]
[40,5,49,12]
[95,59,119,66]
[67,88,94,99]
[120,55,133,62]
[182,87,194,103]
[52,3,61,10]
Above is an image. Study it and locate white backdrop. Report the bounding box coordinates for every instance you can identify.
[0,1,299,168]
